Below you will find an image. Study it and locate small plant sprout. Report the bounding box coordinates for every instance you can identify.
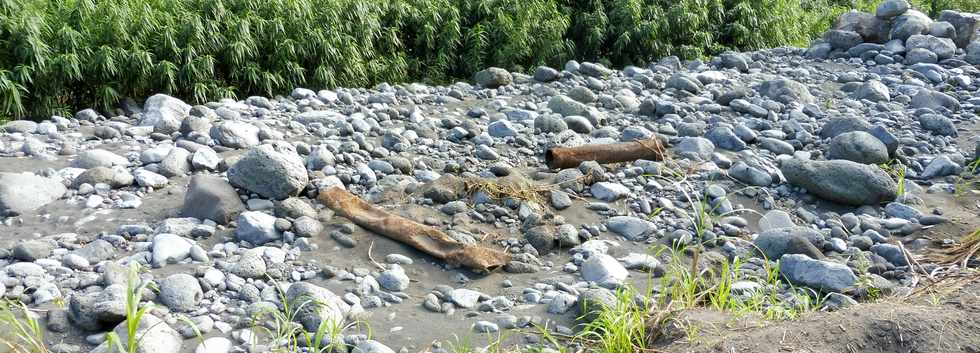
[105,262,156,353]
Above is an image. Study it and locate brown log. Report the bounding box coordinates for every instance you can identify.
[318,187,510,272]
[545,137,667,169]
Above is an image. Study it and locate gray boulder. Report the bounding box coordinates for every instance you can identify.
[533,66,559,82]
[967,41,980,64]
[876,0,909,19]
[210,121,260,149]
[753,227,825,260]
[911,89,960,112]
[854,80,890,101]
[140,94,190,135]
[151,233,193,267]
[473,67,512,88]
[819,116,871,139]
[705,126,746,151]
[729,161,773,186]
[581,253,628,288]
[906,34,956,59]
[72,166,134,189]
[91,314,182,353]
[606,216,655,241]
[834,10,890,43]
[158,274,203,312]
[354,341,396,353]
[158,147,191,177]
[548,95,605,126]
[890,10,932,41]
[3,120,38,134]
[73,149,130,169]
[235,211,280,245]
[938,10,980,48]
[286,282,351,331]
[0,173,67,215]
[68,284,127,331]
[757,78,814,105]
[780,159,896,206]
[827,131,889,164]
[824,30,863,50]
[918,113,957,136]
[182,175,245,224]
[666,73,703,93]
[228,143,308,200]
[780,254,857,292]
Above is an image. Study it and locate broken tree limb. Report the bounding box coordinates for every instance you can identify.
[544,137,667,169]
[317,187,511,272]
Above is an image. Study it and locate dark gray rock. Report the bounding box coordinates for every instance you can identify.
[286,282,351,331]
[890,10,933,41]
[780,254,857,292]
[939,10,980,48]
[182,175,245,224]
[917,113,957,136]
[753,227,825,260]
[780,159,897,206]
[835,10,890,43]
[827,131,889,164]
[228,143,309,200]
[757,78,814,105]
[819,116,872,139]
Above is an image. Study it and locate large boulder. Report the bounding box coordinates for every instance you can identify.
[0,173,67,215]
[473,67,512,88]
[911,89,960,112]
[757,78,814,105]
[548,95,605,126]
[890,10,933,41]
[876,0,909,19]
[827,131,889,164]
[780,254,857,293]
[780,159,896,206]
[285,282,351,331]
[72,166,134,189]
[181,175,245,224]
[834,10,890,43]
[73,149,130,169]
[906,34,956,60]
[938,10,980,48]
[967,41,980,65]
[210,121,260,149]
[140,94,191,135]
[581,254,628,288]
[68,284,127,331]
[91,314,182,353]
[228,143,308,200]
[824,30,863,50]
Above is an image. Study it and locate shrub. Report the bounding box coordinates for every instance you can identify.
[0,0,871,120]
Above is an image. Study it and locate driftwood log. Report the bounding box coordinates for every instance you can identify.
[545,137,667,169]
[318,186,510,271]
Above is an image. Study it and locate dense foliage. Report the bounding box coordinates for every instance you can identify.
[0,0,965,119]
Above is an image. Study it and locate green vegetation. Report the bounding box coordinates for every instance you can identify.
[1,0,891,120]
[0,300,51,353]
[105,262,156,353]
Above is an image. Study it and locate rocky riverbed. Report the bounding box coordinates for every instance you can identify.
[2,1,980,352]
